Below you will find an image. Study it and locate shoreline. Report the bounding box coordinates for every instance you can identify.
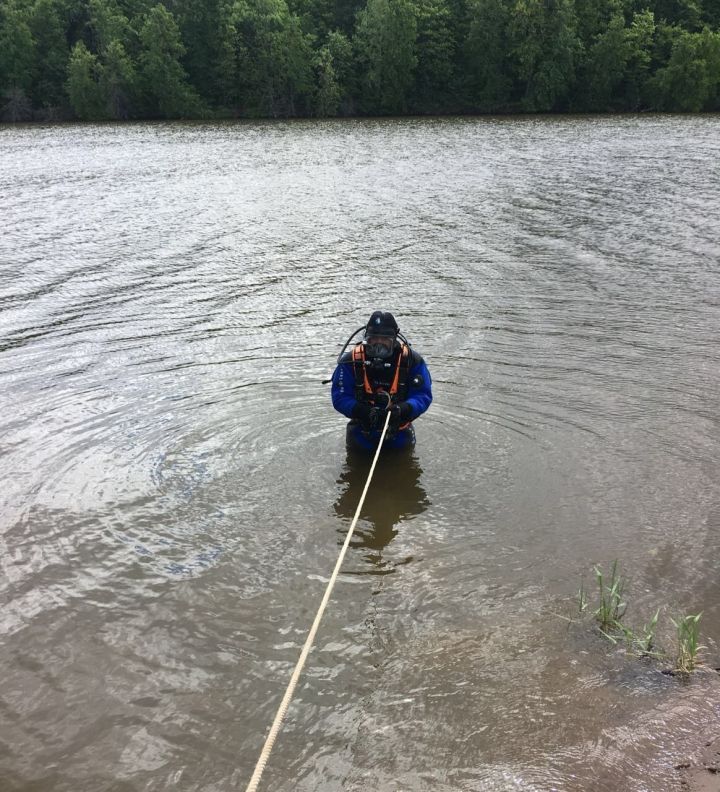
[2,110,720,128]
[681,736,720,791]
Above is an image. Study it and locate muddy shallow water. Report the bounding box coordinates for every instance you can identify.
[1,115,720,791]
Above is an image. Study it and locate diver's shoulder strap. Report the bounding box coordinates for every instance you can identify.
[351,344,372,396]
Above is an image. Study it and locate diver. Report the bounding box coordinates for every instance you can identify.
[331,311,433,451]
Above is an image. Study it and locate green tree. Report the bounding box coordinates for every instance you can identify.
[100,38,137,117]
[411,0,455,110]
[27,0,68,109]
[230,0,314,116]
[138,4,202,117]
[463,0,512,110]
[280,11,316,113]
[287,0,335,39]
[328,30,355,78]
[700,0,720,28]
[574,0,615,42]
[314,42,342,114]
[2,86,33,120]
[581,12,629,109]
[650,26,720,110]
[574,8,654,110]
[172,0,236,104]
[314,29,356,113]
[652,0,701,29]
[355,0,418,113]
[212,13,240,108]
[333,0,367,34]
[623,9,655,108]
[0,0,36,100]
[89,0,132,53]
[1,0,719,119]
[66,40,106,119]
[86,0,139,117]
[508,0,582,111]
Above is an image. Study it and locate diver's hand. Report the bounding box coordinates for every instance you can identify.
[352,403,383,430]
[367,407,383,430]
[389,401,412,429]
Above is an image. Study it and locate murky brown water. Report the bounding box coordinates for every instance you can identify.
[2,116,720,792]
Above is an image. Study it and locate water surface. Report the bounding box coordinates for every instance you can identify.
[2,115,720,791]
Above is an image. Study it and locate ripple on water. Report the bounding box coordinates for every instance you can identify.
[1,116,720,791]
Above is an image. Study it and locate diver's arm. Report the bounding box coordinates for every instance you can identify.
[405,359,432,419]
[331,362,359,419]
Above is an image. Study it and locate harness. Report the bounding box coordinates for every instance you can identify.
[351,343,412,429]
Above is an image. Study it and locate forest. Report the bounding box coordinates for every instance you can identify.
[1,0,719,121]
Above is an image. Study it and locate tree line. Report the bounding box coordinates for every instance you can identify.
[1,0,719,121]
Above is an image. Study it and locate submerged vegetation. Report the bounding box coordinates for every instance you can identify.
[1,0,720,121]
[578,560,707,675]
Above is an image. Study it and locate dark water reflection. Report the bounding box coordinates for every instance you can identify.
[334,450,429,573]
[1,115,720,792]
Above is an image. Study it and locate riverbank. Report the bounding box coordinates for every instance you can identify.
[681,735,720,791]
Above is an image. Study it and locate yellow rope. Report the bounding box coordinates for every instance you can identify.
[244,411,392,792]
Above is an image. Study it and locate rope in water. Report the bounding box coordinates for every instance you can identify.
[244,411,392,792]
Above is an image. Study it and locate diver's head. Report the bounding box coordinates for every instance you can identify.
[363,311,399,361]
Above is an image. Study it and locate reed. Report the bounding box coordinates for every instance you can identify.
[672,613,704,673]
[577,575,588,614]
[594,560,626,632]
[636,608,661,655]
[609,609,661,657]
[576,563,706,672]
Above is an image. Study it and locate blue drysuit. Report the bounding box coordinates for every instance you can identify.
[331,345,433,451]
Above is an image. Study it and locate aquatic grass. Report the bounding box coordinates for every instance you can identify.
[672,612,704,673]
[594,560,627,632]
[577,575,588,614]
[635,608,661,656]
[607,609,663,658]
[575,563,706,673]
